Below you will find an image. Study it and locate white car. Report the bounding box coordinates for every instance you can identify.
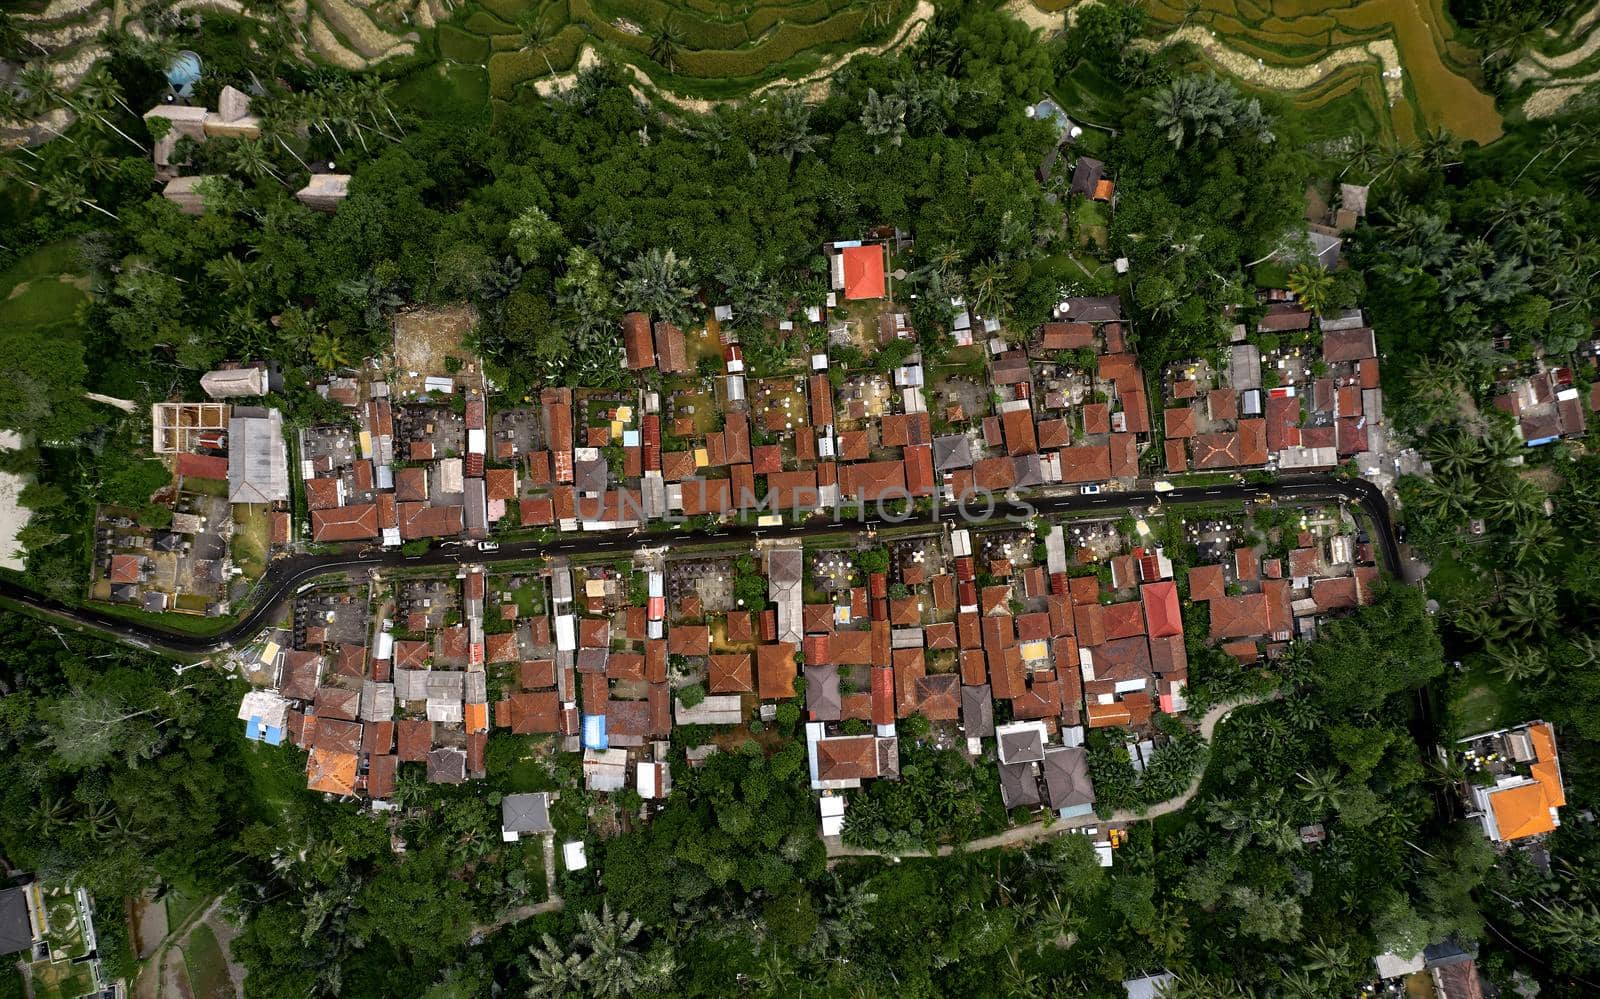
[1081,484,1101,495]
[477,541,500,552]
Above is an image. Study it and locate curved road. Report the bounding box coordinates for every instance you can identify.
[823,692,1279,861]
[0,474,1400,655]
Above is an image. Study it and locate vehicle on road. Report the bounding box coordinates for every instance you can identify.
[1081,484,1101,495]
[477,541,500,552]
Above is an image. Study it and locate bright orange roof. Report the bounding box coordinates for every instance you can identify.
[1529,722,1565,807]
[306,748,357,795]
[841,244,886,300]
[1490,781,1557,841]
[465,702,489,734]
[1093,179,1115,201]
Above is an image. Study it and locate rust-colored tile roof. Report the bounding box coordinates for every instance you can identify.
[1164,439,1188,472]
[727,610,757,642]
[1059,445,1111,483]
[1074,603,1106,647]
[579,617,609,649]
[623,312,654,369]
[817,735,882,781]
[838,459,907,502]
[1001,409,1038,455]
[397,719,432,761]
[1208,593,1271,640]
[915,673,961,721]
[1188,564,1225,602]
[1164,407,1196,439]
[756,643,798,699]
[709,653,753,693]
[668,625,710,656]
[1102,601,1146,639]
[519,659,556,689]
[1207,389,1238,421]
[1081,403,1110,436]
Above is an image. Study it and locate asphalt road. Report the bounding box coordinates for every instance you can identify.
[0,474,1399,656]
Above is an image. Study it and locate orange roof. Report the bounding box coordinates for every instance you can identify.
[465,702,489,734]
[1086,701,1133,728]
[1093,179,1115,201]
[841,244,886,300]
[306,748,358,795]
[1490,782,1558,841]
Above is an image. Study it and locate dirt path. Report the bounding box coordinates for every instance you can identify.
[531,1,936,113]
[1137,25,1404,103]
[824,693,1275,861]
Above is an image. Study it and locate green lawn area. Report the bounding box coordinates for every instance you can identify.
[231,504,270,580]
[393,61,490,124]
[508,578,544,618]
[163,889,206,932]
[181,923,235,999]
[29,960,96,999]
[242,739,311,824]
[1448,660,1519,739]
[183,477,230,499]
[0,240,89,337]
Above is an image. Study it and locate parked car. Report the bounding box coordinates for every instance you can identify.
[477,541,500,552]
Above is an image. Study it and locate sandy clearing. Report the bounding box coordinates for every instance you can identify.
[1523,79,1599,117]
[0,432,33,572]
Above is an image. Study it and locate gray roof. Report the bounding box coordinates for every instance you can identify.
[426,747,467,784]
[359,681,395,722]
[804,665,840,721]
[502,792,553,835]
[228,409,289,504]
[997,724,1045,764]
[464,670,488,704]
[574,457,608,493]
[200,366,268,399]
[1042,746,1094,810]
[1060,295,1121,324]
[767,547,803,586]
[998,761,1041,809]
[933,434,973,471]
[961,684,994,737]
[0,887,32,955]
[395,668,431,702]
[426,670,464,700]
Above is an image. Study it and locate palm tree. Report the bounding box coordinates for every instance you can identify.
[1483,476,1545,523]
[1030,892,1082,953]
[860,88,908,152]
[649,17,685,74]
[1421,429,1482,479]
[523,933,583,997]
[1490,645,1547,682]
[970,258,1008,318]
[41,173,117,220]
[1419,126,1460,169]
[1499,572,1558,643]
[767,91,821,164]
[227,139,283,184]
[1285,262,1335,315]
[309,331,350,371]
[1301,936,1352,978]
[1297,769,1343,814]
[619,247,696,327]
[575,904,657,998]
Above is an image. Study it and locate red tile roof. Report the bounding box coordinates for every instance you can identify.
[311,504,379,542]
[841,244,886,300]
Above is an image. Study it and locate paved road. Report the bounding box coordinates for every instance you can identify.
[0,475,1398,656]
[823,692,1278,861]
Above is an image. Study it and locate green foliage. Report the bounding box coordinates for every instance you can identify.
[842,743,1006,853]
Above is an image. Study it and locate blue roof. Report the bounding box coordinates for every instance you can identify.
[582,714,608,750]
[262,725,284,746]
[245,716,261,740]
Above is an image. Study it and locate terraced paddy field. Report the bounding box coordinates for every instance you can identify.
[1137,0,1502,144]
[451,0,925,102]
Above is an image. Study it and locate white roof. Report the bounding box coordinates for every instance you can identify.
[562,840,588,871]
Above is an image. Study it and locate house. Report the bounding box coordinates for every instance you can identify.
[1494,368,1587,445]
[200,365,269,399]
[0,884,37,956]
[831,243,887,301]
[228,408,289,504]
[295,174,352,212]
[501,792,554,841]
[1122,973,1177,999]
[1457,721,1565,843]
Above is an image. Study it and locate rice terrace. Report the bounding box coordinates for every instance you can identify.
[9,0,1600,145]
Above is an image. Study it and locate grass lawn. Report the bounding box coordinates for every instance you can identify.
[1448,661,1519,739]
[508,578,545,618]
[30,960,96,999]
[163,889,206,933]
[242,739,312,824]
[231,504,270,580]
[393,61,490,124]
[182,923,236,999]
[0,240,89,337]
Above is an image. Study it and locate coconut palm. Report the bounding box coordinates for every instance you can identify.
[619,247,696,327]
[1286,262,1335,315]
[649,17,685,74]
[308,331,350,371]
[767,91,821,163]
[1489,644,1547,682]
[1419,126,1460,169]
[1297,769,1343,814]
[860,87,909,152]
[574,904,659,998]
[970,258,1009,318]
[522,934,583,999]
[1498,573,1558,643]
[1483,476,1545,523]
[227,139,283,184]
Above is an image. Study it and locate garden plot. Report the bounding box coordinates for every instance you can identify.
[392,304,480,397]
